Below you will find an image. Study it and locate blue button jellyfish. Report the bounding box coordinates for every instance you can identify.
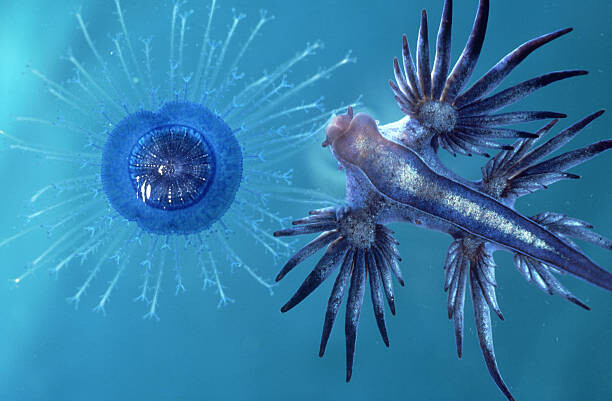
[1,0,353,319]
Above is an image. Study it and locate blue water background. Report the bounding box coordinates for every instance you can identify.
[1,0,611,400]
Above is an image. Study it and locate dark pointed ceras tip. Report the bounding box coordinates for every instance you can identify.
[280,237,348,313]
[319,249,355,357]
[275,230,340,283]
[417,9,432,98]
[454,26,574,108]
[471,272,516,401]
[566,294,591,311]
[431,0,452,99]
[372,247,397,315]
[345,249,366,382]
[366,250,390,347]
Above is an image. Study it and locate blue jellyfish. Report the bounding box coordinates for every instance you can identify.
[0,0,353,318]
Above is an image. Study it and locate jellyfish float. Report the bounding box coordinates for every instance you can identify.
[0,0,353,318]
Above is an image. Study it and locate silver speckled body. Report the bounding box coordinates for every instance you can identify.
[274,1,612,399]
[337,114,610,288]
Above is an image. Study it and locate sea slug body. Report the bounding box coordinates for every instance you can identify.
[274,1,612,399]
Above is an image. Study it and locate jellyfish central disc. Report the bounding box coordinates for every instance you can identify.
[128,125,215,210]
[101,101,242,235]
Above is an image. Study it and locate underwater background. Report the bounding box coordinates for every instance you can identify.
[1,0,610,400]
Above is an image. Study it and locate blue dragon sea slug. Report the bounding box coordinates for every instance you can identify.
[274,0,612,399]
[0,0,352,317]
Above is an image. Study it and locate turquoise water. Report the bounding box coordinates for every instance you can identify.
[1,1,611,400]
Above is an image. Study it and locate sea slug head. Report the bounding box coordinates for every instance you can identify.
[323,106,354,148]
[323,106,381,166]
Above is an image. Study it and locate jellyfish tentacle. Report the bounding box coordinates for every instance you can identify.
[5,0,352,316]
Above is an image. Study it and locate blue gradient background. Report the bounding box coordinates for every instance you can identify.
[1,1,611,400]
